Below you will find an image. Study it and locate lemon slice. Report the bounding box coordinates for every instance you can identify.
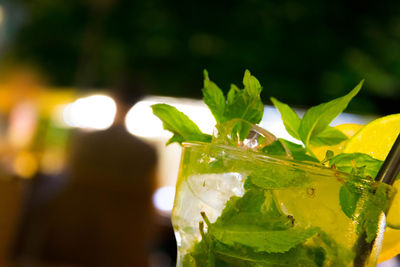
[310,123,363,161]
[387,180,400,229]
[343,114,400,161]
[342,113,400,263]
[379,226,400,263]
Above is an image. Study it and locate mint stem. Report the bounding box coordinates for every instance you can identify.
[199,221,205,239]
[201,211,212,226]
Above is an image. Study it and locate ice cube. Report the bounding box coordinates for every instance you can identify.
[172,172,245,251]
[174,172,245,225]
[213,118,277,150]
[187,172,245,210]
[212,119,292,158]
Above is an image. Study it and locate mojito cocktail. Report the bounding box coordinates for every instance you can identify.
[152,70,399,266]
[172,142,394,266]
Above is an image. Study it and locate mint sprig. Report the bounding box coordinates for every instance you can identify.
[152,70,375,178]
[152,70,264,145]
[299,80,363,149]
[328,152,383,179]
[202,70,226,123]
[151,103,211,145]
[204,69,264,124]
[271,80,364,155]
[270,97,301,140]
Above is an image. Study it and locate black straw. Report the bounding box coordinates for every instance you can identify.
[375,133,400,185]
[353,133,400,266]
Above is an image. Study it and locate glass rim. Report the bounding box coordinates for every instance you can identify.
[181,141,394,190]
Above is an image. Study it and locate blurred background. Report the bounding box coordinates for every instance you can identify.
[0,0,399,266]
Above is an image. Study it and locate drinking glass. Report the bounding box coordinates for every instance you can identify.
[172,142,395,267]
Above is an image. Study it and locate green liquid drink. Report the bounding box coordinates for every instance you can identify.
[172,142,395,266]
[151,70,398,266]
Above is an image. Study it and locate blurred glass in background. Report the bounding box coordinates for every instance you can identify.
[0,0,399,266]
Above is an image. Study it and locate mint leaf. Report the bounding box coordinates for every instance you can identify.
[227,84,240,105]
[224,70,264,124]
[270,97,301,140]
[186,236,328,267]
[279,139,320,162]
[364,185,393,242]
[261,140,289,157]
[242,69,262,96]
[356,184,393,242]
[166,134,184,145]
[249,164,308,189]
[298,80,363,149]
[339,183,362,218]
[329,153,383,179]
[201,187,319,253]
[203,70,226,123]
[309,126,348,146]
[151,103,211,145]
[260,138,319,162]
[213,188,294,230]
[208,225,319,253]
[338,180,393,243]
[202,70,264,124]
[331,153,386,219]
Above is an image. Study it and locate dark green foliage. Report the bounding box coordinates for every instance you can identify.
[8,0,400,115]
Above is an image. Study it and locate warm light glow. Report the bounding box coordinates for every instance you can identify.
[52,104,70,127]
[0,6,4,26]
[13,151,38,179]
[41,148,66,175]
[152,186,176,214]
[8,101,38,148]
[63,94,116,130]
[125,96,215,138]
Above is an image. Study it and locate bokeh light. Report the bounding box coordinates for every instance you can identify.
[63,94,116,130]
[152,186,176,215]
